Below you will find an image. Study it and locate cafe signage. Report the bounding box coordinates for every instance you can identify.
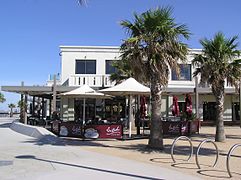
[84,124,123,139]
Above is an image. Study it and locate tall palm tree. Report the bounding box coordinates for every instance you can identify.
[192,32,241,142]
[8,103,16,117]
[0,92,6,103]
[120,7,190,149]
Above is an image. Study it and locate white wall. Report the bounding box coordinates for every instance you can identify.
[60,46,202,88]
[60,46,120,85]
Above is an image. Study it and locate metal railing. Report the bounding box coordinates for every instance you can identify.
[170,136,241,178]
[171,136,193,163]
[195,138,219,169]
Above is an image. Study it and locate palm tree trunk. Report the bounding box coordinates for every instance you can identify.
[148,77,163,149]
[214,85,226,142]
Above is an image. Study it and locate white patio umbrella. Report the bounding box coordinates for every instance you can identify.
[60,84,111,125]
[100,77,150,137]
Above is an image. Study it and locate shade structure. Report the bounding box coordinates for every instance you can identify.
[99,77,150,96]
[60,85,111,124]
[61,84,111,99]
[172,96,180,116]
[100,77,150,137]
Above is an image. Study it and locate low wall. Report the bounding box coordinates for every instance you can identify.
[10,122,56,139]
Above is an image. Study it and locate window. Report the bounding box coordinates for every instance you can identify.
[75,60,96,74]
[105,60,117,74]
[203,102,217,121]
[172,64,191,81]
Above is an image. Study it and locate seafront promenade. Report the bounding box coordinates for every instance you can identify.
[0,117,200,180]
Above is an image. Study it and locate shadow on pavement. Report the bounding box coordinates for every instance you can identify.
[171,162,198,170]
[15,155,164,180]
[192,132,241,140]
[150,157,173,164]
[197,169,232,179]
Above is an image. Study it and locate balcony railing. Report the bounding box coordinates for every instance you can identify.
[197,77,234,88]
[66,74,235,90]
[68,74,116,87]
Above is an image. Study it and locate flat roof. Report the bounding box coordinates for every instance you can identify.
[2,84,237,98]
[1,86,77,99]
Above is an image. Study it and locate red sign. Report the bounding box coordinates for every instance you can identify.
[84,124,123,139]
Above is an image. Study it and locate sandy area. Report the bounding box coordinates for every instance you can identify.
[62,126,241,180]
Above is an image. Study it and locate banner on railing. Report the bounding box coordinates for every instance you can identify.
[84,124,123,139]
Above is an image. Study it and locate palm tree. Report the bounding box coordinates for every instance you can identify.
[0,92,6,103]
[192,32,241,142]
[8,103,16,117]
[110,59,133,83]
[77,0,87,5]
[120,7,190,149]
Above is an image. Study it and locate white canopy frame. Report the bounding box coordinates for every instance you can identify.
[100,78,150,137]
[60,84,111,124]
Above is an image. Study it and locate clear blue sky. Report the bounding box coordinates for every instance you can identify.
[0,0,240,111]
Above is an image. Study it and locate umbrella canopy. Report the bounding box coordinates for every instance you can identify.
[172,96,180,116]
[99,77,150,96]
[60,84,111,99]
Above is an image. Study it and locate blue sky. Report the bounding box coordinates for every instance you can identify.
[0,0,240,111]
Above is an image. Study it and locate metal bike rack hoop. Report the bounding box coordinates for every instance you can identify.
[226,143,241,178]
[171,136,193,163]
[195,138,219,169]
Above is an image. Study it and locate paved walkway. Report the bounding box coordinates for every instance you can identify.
[77,125,241,180]
[0,118,201,180]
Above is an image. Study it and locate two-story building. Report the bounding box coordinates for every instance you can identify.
[2,46,240,124]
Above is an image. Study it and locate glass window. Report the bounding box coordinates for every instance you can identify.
[105,60,117,74]
[172,64,191,81]
[75,60,96,74]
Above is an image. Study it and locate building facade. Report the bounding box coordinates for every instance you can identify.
[2,45,240,124]
[59,46,240,124]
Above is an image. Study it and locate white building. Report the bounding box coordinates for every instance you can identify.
[2,46,240,125]
[58,46,240,124]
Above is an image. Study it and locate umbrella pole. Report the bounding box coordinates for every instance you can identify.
[83,98,86,126]
[129,95,132,138]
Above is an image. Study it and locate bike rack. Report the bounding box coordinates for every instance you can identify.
[195,139,219,169]
[226,143,241,177]
[171,136,193,163]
